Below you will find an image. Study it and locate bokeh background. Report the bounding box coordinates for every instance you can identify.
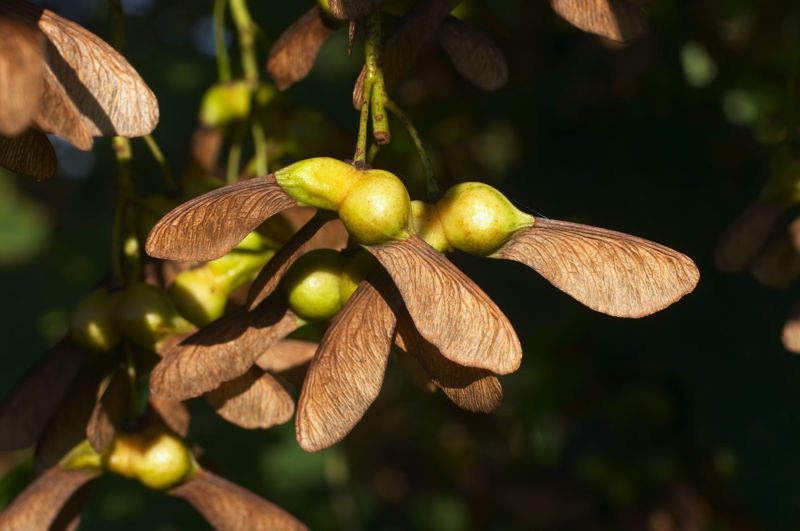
[1,0,799,528]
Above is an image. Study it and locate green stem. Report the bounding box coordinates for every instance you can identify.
[365,14,389,145]
[385,98,438,197]
[110,193,125,285]
[229,0,259,84]
[367,143,380,164]
[227,123,246,184]
[251,121,268,175]
[143,135,177,192]
[124,343,139,420]
[355,86,372,162]
[109,1,140,424]
[214,0,232,82]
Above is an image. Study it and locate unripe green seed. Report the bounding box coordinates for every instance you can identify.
[436,182,534,256]
[59,439,104,472]
[105,427,195,490]
[338,170,412,245]
[275,157,363,211]
[169,235,274,327]
[283,249,344,321]
[113,283,195,351]
[411,200,449,252]
[339,251,378,303]
[199,81,252,128]
[69,288,120,352]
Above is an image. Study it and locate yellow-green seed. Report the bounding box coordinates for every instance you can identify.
[436,182,533,256]
[338,170,412,245]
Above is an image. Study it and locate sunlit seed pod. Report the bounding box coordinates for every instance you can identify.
[169,237,275,327]
[275,157,363,211]
[436,182,533,256]
[168,267,230,328]
[338,170,412,245]
[283,249,345,321]
[104,427,195,490]
[69,288,120,352]
[113,282,194,351]
[198,81,252,128]
[411,200,449,252]
[59,439,104,472]
[134,430,195,490]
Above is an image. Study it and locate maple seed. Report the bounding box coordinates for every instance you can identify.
[411,200,449,252]
[339,250,378,302]
[275,157,362,210]
[339,170,412,245]
[105,427,195,490]
[437,182,534,256]
[283,249,345,321]
[69,288,120,352]
[113,283,195,351]
[168,232,274,326]
[199,81,252,128]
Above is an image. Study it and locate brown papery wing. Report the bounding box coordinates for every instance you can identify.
[147,395,190,437]
[33,370,101,475]
[0,340,87,450]
[0,16,43,135]
[145,174,297,261]
[255,339,318,372]
[267,7,335,91]
[150,299,298,401]
[369,235,522,375]
[715,201,785,274]
[205,367,294,429]
[295,276,400,452]
[86,369,128,453]
[0,1,160,138]
[438,17,508,91]
[549,0,649,42]
[171,469,308,530]
[0,466,96,530]
[495,218,699,318]
[395,313,502,413]
[0,129,57,181]
[33,65,93,150]
[751,219,800,289]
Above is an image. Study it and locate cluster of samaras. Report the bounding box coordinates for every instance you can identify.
[0,0,158,180]
[145,156,699,453]
[0,1,675,529]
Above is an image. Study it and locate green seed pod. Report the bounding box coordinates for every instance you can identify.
[105,427,195,490]
[339,250,378,302]
[411,200,449,252]
[338,170,412,245]
[199,81,252,128]
[283,249,345,322]
[275,157,363,211]
[436,182,534,256]
[60,439,104,472]
[113,283,195,351]
[69,288,120,352]
[169,235,275,326]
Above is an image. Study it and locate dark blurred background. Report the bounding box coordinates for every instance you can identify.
[2,0,799,529]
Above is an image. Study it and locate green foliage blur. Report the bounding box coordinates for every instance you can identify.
[2,0,800,528]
